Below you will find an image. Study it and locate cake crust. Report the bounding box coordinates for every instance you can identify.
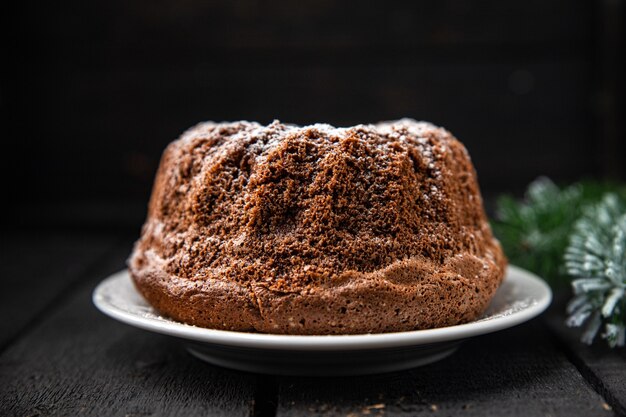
[129,119,507,334]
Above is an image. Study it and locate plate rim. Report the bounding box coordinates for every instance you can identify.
[93,265,552,351]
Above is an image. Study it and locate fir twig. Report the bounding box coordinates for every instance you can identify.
[492,177,626,287]
[492,177,583,285]
[564,194,626,347]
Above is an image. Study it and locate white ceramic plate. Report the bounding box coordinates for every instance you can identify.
[93,265,551,376]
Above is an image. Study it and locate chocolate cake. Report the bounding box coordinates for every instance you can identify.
[129,119,507,334]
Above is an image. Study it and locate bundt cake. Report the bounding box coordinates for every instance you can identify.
[129,119,507,334]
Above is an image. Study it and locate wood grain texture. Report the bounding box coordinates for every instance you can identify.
[274,321,612,417]
[0,232,117,350]
[17,58,592,204]
[20,0,591,62]
[0,241,256,417]
[0,235,624,416]
[546,313,626,417]
[4,0,603,220]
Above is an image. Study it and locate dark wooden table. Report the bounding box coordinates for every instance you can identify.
[2,232,625,417]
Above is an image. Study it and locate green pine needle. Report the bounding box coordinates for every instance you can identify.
[492,178,584,285]
[492,177,626,287]
[565,194,626,347]
[492,177,626,347]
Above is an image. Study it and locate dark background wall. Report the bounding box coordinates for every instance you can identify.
[2,0,624,232]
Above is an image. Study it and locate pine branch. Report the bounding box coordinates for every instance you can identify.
[564,194,626,347]
[492,178,584,285]
[492,177,626,287]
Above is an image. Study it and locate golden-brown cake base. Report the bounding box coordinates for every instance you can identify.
[129,119,506,334]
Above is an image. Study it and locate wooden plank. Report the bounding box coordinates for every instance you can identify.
[274,321,611,417]
[19,0,590,63]
[545,310,626,416]
[0,241,256,417]
[5,0,601,214]
[15,58,591,203]
[1,235,619,416]
[0,232,117,350]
